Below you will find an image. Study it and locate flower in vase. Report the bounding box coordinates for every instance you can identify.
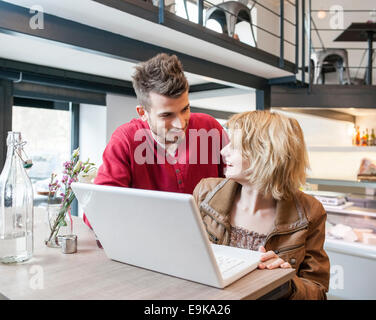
[78,167,98,184]
[46,148,96,246]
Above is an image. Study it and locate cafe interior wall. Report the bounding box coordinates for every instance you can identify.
[275,110,376,182]
[79,104,107,170]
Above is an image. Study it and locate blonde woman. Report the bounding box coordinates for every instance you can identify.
[193,111,330,300]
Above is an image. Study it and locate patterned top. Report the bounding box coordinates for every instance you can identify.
[229,226,267,251]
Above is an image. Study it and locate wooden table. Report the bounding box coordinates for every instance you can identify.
[334,22,376,85]
[0,208,295,300]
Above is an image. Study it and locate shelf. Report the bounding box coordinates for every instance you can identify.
[324,238,376,260]
[308,146,376,152]
[307,178,376,189]
[324,205,376,219]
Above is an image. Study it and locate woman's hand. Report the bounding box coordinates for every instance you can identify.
[257,246,292,269]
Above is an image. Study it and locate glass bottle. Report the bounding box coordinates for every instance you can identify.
[0,132,34,263]
[371,129,376,146]
[365,128,370,146]
[361,130,368,146]
[351,126,356,146]
[355,126,361,146]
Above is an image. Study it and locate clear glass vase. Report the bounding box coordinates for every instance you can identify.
[45,202,72,248]
[0,132,34,263]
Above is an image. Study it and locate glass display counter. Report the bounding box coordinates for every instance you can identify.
[324,205,376,299]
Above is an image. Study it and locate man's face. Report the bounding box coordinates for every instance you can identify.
[138,90,190,145]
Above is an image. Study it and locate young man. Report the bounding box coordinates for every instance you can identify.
[84,53,228,227]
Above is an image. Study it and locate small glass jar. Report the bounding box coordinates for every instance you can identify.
[45,200,72,248]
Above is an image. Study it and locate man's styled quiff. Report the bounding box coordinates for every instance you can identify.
[132,53,189,110]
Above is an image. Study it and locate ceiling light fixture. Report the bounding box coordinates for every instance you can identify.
[317,10,326,19]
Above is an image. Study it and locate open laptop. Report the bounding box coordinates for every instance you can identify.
[71,182,262,289]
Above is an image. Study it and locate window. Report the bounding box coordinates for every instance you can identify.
[12,104,71,201]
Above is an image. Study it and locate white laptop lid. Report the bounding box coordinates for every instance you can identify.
[71,182,223,287]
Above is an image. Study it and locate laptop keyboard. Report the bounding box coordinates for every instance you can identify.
[215,255,246,274]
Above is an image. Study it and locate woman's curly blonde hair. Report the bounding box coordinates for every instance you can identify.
[226,111,310,200]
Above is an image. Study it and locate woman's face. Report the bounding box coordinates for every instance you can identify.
[220,143,250,183]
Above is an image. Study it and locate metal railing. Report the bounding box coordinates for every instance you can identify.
[136,1,376,90]
[307,1,376,88]
[153,0,300,73]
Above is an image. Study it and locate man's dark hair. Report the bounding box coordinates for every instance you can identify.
[132,53,189,110]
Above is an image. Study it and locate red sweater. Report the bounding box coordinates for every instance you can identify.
[83,113,228,228]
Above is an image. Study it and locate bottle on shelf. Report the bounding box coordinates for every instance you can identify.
[361,130,368,146]
[365,128,370,146]
[371,129,376,146]
[355,126,361,146]
[352,126,356,146]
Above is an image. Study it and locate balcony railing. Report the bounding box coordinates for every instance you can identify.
[153,0,300,73]
[308,1,376,88]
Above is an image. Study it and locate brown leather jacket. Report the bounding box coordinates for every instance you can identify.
[193,178,330,300]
